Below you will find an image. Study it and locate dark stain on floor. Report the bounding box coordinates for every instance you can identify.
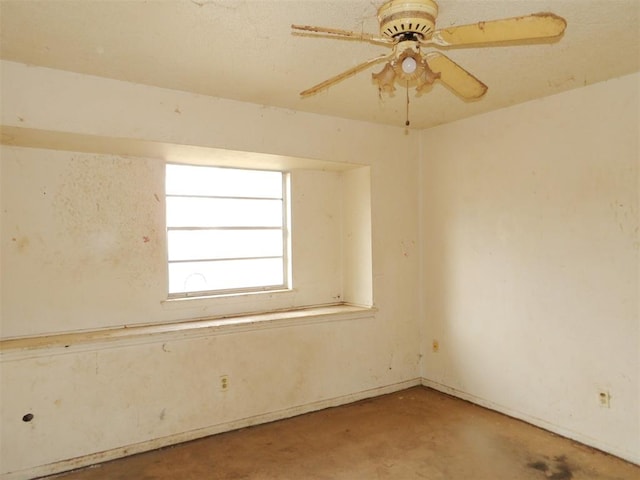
[528,454,573,479]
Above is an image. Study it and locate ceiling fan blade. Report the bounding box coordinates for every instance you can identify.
[428,13,567,47]
[291,24,392,46]
[300,54,393,97]
[425,53,487,99]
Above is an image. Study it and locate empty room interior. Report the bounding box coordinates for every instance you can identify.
[0,1,638,479]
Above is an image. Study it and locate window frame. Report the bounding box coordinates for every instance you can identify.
[165,163,291,299]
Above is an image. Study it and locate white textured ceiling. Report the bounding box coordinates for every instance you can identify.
[1,0,638,129]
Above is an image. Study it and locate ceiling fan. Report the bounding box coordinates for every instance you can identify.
[292,0,567,108]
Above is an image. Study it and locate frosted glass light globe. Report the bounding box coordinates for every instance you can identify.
[401,56,417,74]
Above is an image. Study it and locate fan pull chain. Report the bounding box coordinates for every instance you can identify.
[405,82,410,127]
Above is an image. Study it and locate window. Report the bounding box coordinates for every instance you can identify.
[166,163,289,297]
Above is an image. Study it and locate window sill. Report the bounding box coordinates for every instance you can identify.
[0,304,376,361]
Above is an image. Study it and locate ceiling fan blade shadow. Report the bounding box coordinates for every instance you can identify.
[427,13,567,47]
[300,53,393,97]
[425,53,487,99]
[291,24,392,46]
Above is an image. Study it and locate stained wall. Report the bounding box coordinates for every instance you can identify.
[420,72,639,463]
[0,61,421,479]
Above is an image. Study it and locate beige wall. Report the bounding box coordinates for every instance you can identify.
[0,61,421,478]
[420,72,639,463]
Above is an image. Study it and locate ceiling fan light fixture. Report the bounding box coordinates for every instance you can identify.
[393,48,424,82]
[416,61,441,93]
[372,62,397,93]
[293,0,567,110]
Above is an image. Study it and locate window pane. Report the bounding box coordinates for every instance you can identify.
[166,197,283,228]
[168,229,283,261]
[165,164,288,296]
[168,258,284,294]
[166,164,282,198]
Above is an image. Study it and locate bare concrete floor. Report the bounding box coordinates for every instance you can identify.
[47,387,639,480]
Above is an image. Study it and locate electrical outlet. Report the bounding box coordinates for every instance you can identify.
[598,390,610,408]
[432,340,439,353]
[220,375,229,392]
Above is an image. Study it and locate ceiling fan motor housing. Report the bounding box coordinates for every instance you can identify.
[377,0,438,39]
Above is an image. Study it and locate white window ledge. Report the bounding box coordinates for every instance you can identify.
[0,304,376,361]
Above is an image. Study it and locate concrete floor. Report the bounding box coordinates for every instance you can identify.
[46,387,639,480]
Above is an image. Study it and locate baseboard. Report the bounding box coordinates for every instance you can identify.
[421,378,640,466]
[3,378,421,480]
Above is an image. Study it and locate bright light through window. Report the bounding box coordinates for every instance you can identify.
[166,164,288,297]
